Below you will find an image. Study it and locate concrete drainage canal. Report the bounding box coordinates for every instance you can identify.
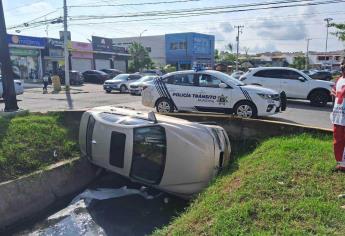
[0,110,332,236]
[10,173,188,236]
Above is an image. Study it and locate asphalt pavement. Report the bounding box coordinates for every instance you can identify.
[0,83,333,129]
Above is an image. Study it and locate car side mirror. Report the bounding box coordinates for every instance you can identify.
[219,83,228,88]
[298,77,306,82]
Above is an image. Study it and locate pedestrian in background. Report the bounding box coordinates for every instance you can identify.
[331,58,345,171]
[42,73,49,94]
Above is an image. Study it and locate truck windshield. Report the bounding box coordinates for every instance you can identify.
[130,125,166,184]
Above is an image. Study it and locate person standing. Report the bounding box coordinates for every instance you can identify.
[42,73,49,94]
[331,58,345,171]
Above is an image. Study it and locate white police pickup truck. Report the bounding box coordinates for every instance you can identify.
[141,70,285,118]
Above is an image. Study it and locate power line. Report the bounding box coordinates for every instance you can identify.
[69,0,201,8]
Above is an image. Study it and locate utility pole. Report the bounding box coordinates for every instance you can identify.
[324,18,333,70]
[0,0,18,111]
[235,25,244,72]
[305,38,311,70]
[63,0,70,89]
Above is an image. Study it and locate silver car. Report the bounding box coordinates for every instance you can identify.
[79,106,231,198]
[129,76,157,95]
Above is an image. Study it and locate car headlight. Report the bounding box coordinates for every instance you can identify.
[257,93,273,100]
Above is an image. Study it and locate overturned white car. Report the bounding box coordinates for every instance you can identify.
[79,106,231,198]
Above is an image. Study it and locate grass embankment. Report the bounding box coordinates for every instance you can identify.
[155,134,345,235]
[0,114,78,182]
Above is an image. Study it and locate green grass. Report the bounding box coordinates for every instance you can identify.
[0,114,78,182]
[154,134,345,235]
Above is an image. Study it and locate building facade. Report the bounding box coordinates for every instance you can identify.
[70,41,93,73]
[92,36,129,72]
[7,34,45,81]
[112,35,166,68]
[165,32,215,70]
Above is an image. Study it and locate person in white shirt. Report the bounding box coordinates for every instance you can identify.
[330,59,345,171]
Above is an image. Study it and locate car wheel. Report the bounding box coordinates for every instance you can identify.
[106,90,111,93]
[156,98,174,113]
[234,101,257,118]
[309,90,329,107]
[120,85,127,93]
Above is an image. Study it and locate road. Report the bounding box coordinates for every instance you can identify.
[0,83,333,129]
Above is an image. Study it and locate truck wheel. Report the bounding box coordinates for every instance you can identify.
[156,98,174,113]
[234,101,257,118]
[310,90,329,107]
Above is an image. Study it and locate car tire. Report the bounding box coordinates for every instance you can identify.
[234,101,257,118]
[309,90,329,107]
[156,98,174,113]
[105,90,111,93]
[120,85,127,93]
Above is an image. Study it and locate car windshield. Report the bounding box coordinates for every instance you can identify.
[112,74,129,81]
[99,112,153,125]
[210,71,245,86]
[136,76,156,83]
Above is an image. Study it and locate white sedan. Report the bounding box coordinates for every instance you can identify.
[0,76,24,97]
[79,106,231,198]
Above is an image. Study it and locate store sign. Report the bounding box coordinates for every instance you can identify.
[7,34,45,48]
[92,36,127,54]
[48,38,64,49]
[72,41,93,59]
[10,48,39,56]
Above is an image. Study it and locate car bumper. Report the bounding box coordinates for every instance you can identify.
[129,89,142,95]
[258,100,281,116]
[103,84,120,91]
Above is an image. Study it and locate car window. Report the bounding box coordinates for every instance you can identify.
[109,131,126,168]
[86,115,95,158]
[198,74,222,88]
[113,74,129,80]
[128,75,142,80]
[130,125,166,184]
[166,74,194,86]
[284,70,302,80]
[254,69,283,79]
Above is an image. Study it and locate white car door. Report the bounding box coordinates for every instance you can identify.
[164,73,196,111]
[251,69,282,92]
[280,70,310,99]
[193,73,233,113]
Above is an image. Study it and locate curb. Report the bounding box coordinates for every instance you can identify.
[0,157,98,231]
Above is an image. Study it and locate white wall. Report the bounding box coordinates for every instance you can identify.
[112,35,166,67]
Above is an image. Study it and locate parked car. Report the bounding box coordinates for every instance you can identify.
[83,70,110,84]
[240,67,334,106]
[100,69,123,78]
[79,106,231,198]
[103,74,142,93]
[57,70,84,85]
[231,71,245,80]
[129,75,157,95]
[308,71,333,81]
[0,75,24,97]
[142,69,163,76]
[142,69,284,118]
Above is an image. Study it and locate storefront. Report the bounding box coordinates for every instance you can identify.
[71,41,93,73]
[43,38,65,74]
[7,34,45,81]
[92,36,129,72]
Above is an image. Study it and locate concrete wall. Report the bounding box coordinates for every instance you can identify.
[164,113,332,141]
[0,157,98,231]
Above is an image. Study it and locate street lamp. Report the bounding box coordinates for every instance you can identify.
[324,17,333,70]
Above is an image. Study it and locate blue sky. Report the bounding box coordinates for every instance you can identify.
[3,0,345,53]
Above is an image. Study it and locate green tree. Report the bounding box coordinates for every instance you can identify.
[164,64,176,73]
[330,23,345,41]
[291,56,306,70]
[128,42,154,72]
[215,49,220,61]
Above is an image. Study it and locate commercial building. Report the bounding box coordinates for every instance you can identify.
[92,36,130,72]
[112,32,215,70]
[70,41,93,73]
[113,35,166,67]
[43,38,64,74]
[165,32,215,70]
[7,34,45,81]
